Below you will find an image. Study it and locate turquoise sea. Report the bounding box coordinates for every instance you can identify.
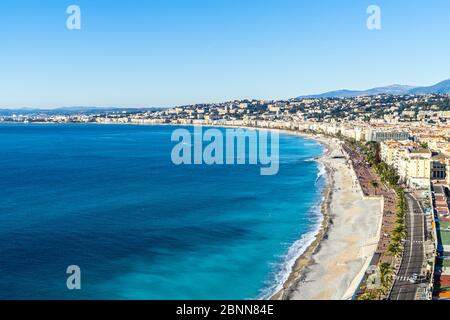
[0,124,325,299]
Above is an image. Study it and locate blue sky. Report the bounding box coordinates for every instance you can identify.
[0,0,449,108]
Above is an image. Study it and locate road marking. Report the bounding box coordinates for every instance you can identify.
[397,288,404,300]
[405,196,415,279]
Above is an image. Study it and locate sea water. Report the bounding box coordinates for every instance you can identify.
[0,124,325,299]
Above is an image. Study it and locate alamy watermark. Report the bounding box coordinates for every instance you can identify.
[66,265,81,290]
[66,5,81,30]
[367,5,382,30]
[64,5,380,32]
[64,5,382,31]
[171,127,280,176]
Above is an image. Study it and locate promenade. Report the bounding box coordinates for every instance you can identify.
[341,143,398,299]
[342,144,397,263]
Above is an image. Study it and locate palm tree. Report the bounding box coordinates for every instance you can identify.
[388,242,403,259]
[379,263,394,294]
[392,225,406,240]
[358,290,379,300]
[391,234,403,244]
[396,216,405,226]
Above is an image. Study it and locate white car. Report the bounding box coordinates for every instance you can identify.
[409,274,426,284]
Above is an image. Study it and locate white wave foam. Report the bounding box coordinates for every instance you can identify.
[257,205,324,300]
[303,143,320,147]
[316,162,327,183]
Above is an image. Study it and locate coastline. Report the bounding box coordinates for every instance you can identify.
[2,122,381,300]
[271,132,383,300]
[191,125,369,300]
[176,125,348,300]
[269,132,335,300]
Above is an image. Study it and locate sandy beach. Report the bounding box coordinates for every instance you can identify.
[272,134,383,300]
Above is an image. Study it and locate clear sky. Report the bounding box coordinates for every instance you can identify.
[0,0,449,108]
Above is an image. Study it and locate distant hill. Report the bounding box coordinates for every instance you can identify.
[298,79,450,98]
[408,79,450,95]
[0,106,163,116]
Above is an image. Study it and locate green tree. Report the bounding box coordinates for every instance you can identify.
[358,289,380,300]
[392,225,406,240]
[379,263,394,294]
[388,242,403,259]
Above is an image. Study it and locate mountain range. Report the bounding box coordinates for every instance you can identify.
[0,106,162,116]
[298,78,450,99]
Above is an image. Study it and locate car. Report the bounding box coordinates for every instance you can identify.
[409,274,426,284]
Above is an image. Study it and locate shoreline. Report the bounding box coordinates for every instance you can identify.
[269,132,335,300]
[2,122,379,300]
[276,133,383,300]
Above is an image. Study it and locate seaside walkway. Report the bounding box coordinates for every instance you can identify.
[342,143,398,299]
[342,144,397,260]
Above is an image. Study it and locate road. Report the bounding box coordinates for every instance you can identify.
[389,193,425,300]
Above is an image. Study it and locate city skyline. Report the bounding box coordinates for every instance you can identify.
[1,0,450,108]
[1,77,450,110]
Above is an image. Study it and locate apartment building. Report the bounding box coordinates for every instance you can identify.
[398,149,432,189]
